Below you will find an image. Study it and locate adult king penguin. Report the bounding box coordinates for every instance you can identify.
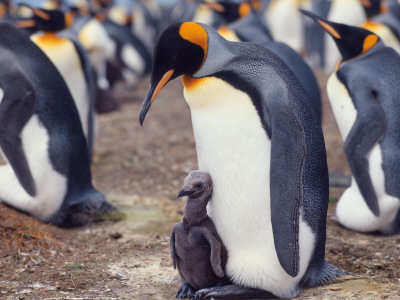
[301,10,400,235]
[139,22,343,298]
[0,21,114,227]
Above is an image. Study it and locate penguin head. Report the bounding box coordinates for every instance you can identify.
[205,1,252,23]
[177,171,213,205]
[140,22,208,125]
[360,0,387,19]
[17,5,75,32]
[300,9,380,63]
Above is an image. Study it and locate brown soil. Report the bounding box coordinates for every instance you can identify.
[0,72,399,300]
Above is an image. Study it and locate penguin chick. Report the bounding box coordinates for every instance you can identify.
[170,171,228,299]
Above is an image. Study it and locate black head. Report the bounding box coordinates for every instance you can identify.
[300,9,380,62]
[139,22,208,125]
[360,0,386,19]
[177,171,213,203]
[17,5,74,32]
[206,1,251,23]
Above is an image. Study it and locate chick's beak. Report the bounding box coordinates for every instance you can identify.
[139,69,174,126]
[177,189,195,198]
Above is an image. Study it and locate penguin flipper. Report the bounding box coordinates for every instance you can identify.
[0,65,36,196]
[343,89,386,217]
[196,226,224,277]
[269,104,306,278]
[170,223,179,269]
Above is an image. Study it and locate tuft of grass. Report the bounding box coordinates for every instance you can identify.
[329,195,338,204]
[68,263,84,270]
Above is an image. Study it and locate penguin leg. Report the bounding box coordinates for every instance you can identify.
[176,279,196,299]
[193,285,275,299]
[0,64,36,196]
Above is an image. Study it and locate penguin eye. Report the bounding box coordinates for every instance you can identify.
[194,183,203,190]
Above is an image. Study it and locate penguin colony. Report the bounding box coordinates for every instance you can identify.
[0,0,399,299]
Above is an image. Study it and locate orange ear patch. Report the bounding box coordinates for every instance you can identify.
[179,22,208,60]
[317,20,341,39]
[362,34,378,54]
[239,3,251,18]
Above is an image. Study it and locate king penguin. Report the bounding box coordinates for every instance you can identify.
[301,10,400,235]
[139,22,344,298]
[363,1,400,54]
[19,5,97,157]
[0,21,114,227]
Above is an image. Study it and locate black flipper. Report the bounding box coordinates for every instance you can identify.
[197,226,224,277]
[0,59,36,196]
[194,285,276,299]
[342,84,386,217]
[269,102,306,278]
[170,223,178,269]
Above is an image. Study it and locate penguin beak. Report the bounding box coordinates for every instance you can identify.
[31,7,51,20]
[299,9,341,39]
[16,19,36,28]
[202,2,225,13]
[139,70,174,126]
[177,189,195,198]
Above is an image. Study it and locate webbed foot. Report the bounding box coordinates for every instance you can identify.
[54,190,116,227]
[176,281,196,299]
[194,285,275,299]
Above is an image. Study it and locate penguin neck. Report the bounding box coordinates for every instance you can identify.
[33,31,66,46]
[338,40,385,70]
[183,201,208,227]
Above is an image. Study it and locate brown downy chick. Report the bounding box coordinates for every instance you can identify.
[170,171,228,299]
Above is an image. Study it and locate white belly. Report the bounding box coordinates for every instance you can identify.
[183,76,314,297]
[0,115,67,221]
[327,73,400,232]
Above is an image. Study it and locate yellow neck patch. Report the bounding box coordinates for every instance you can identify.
[239,3,251,18]
[362,34,378,54]
[182,74,208,90]
[32,32,67,47]
[179,22,208,63]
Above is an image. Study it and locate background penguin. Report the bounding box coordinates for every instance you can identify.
[321,0,366,73]
[209,0,322,122]
[64,0,117,113]
[0,21,114,227]
[364,0,400,54]
[18,5,97,158]
[139,22,343,299]
[171,171,228,299]
[301,10,400,235]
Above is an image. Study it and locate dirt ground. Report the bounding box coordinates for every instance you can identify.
[0,70,399,300]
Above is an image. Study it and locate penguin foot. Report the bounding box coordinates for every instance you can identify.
[58,191,116,227]
[193,285,275,299]
[176,281,196,299]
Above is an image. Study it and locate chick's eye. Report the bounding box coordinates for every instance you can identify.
[195,183,203,189]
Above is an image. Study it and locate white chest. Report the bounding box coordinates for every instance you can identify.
[327,73,357,140]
